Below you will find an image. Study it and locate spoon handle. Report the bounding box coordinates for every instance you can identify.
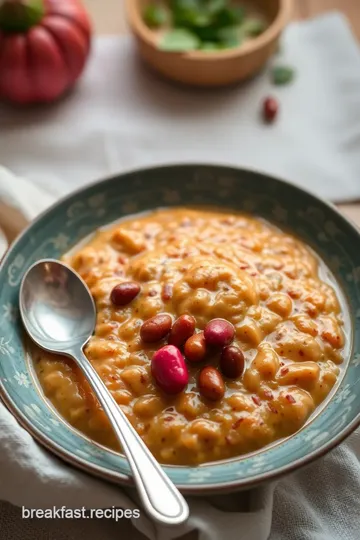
[73,348,189,526]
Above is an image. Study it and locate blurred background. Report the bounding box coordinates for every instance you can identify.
[86,0,359,37]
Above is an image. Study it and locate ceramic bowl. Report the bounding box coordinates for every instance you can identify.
[125,0,293,87]
[1,164,360,494]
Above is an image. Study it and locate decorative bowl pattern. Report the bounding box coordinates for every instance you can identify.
[0,164,359,494]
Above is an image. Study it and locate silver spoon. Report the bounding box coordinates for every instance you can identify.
[19,259,189,526]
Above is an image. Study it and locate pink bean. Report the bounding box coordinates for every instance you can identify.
[204,318,235,348]
[151,345,189,395]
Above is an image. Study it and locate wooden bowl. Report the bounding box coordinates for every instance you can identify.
[125,0,293,87]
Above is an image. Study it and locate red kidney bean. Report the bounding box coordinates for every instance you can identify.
[151,345,189,394]
[140,314,172,343]
[162,283,173,301]
[169,314,196,348]
[110,281,140,306]
[220,345,245,379]
[204,318,235,348]
[198,366,225,401]
[184,332,206,363]
[263,96,279,122]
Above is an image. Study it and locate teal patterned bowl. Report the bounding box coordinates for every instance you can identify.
[1,164,360,494]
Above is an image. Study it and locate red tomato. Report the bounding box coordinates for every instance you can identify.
[0,0,92,104]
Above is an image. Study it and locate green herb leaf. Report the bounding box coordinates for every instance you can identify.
[241,17,266,37]
[200,41,221,50]
[216,6,245,27]
[160,1,266,54]
[217,25,242,48]
[171,0,200,9]
[194,24,220,41]
[206,0,227,15]
[272,65,295,85]
[160,28,200,51]
[171,0,203,27]
[143,4,168,28]
[190,11,213,27]
[231,6,246,24]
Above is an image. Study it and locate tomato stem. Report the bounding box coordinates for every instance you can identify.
[0,0,45,33]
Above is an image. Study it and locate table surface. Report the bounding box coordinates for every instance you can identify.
[83,0,360,227]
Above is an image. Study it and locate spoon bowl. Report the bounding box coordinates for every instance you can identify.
[19,259,189,526]
[20,260,96,354]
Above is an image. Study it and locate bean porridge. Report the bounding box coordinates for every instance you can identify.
[33,208,347,465]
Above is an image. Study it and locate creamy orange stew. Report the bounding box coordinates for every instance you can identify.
[34,208,346,465]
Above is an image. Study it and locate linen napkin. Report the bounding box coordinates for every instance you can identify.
[0,13,360,202]
[1,11,360,540]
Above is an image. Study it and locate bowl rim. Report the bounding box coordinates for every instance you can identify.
[125,0,293,61]
[1,162,360,495]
